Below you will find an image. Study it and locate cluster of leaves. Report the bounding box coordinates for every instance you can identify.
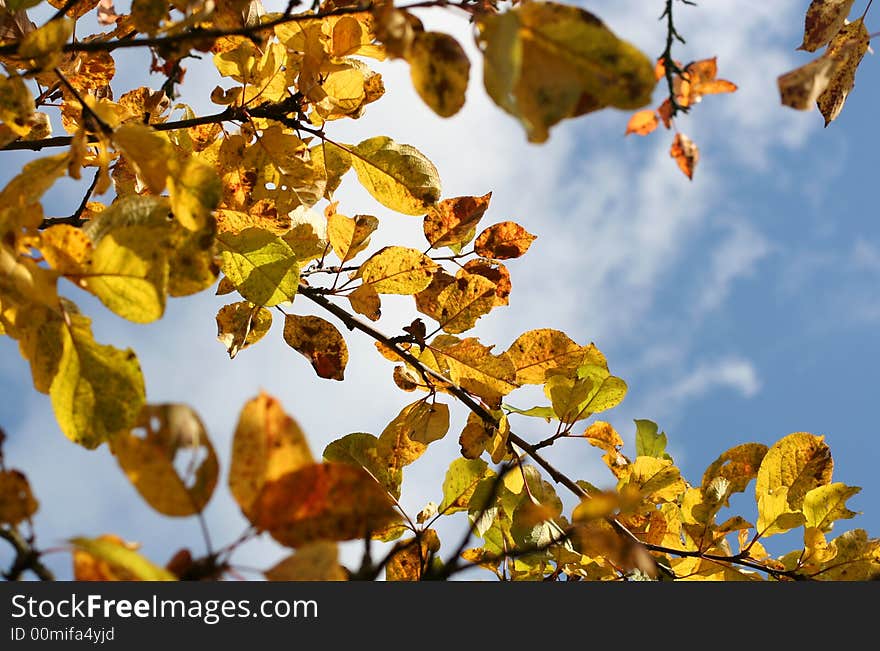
[778,0,874,125]
[0,0,877,581]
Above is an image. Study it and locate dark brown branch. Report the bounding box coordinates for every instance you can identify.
[1,527,55,581]
[659,0,696,119]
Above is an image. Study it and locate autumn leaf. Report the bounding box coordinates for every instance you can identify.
[359,246,437,294]
[625,109,659,136]
[755,432,833,512]
[385,529,441,580]
[0,469,38,525]
[350,136,442,215]
[282,313,349,381]
[71,535,176,581]
[474,221,536,260]
[327,209,379,263]
[439,457,492,515]
[478,2,655,142]
[778,53,840,110]
[407,31,470,118]
[323,432,403,499]
[228,392,314,518]
[423,193,491,249]
[348,284,381,321]
[265,543,348,581]
[798,0,856,52]
[216,301,272,359]
[816,18,870,126]
[506,329,590,385]
[216,228,300,307]
[250,462,401,548]
[670,132,698,179]
[110,404,219,517]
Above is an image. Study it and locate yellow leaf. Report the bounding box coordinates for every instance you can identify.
[323,432,402,499]
[459,259,510,307]
[348,284,381,321]
[0,469,38,525]
[310,140,352,200]
[474,221,536,260]
[216,227,300,307]
[282,313,349,381]
[359,245,437,294]
[378,400,449,469]
[625,109,659,136]
[17,18,73,70]
[755,432,833,512]
[113,123,172,194]
[50,306,145,448]
[817,18,869,126]
[423,192,491,249]
[815,529,880,580]
[406,31,470,118]
[477,3,655,142]
[458,410,508,463]
[429,336,517,408]
[265,543,348,581]
[38,224,92,275]
[798,0,856,52]
[618,456,687,504]
[250,462,401,548]
[168,155,222,231]
[701,443,768,501]
[166,222,218,297]
[284,205,328,263]
[385,529,441,580]
[420,272,497,334]
[350,136,442,215]
[110,404,219,517]
[327,210,378,263]
[81,224,169,323]
[802,482,861,532]
[0,73,34,137]
[756,486,807,537]
[506,328,587,384]
[228,392,314,518]
[215,301,272,359]
[0,154,68,227]
[70,535,176,581]
[439,457,492,514]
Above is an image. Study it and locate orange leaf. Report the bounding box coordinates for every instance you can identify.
[474,221,536,260]
[625,109,659,136]
[251,462,401,548]
[283,314,349,381]
[657,99,674,128]
[670,133,698,180]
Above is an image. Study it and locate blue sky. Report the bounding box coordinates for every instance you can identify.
[1,0,879,578]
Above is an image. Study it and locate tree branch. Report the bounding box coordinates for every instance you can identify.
[1,527,55,581]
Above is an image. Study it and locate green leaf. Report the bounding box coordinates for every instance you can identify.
[323,432,402,500]
[503,404,555,421]
[439,457,492,515]
[216,227,300,307]
[50,307,146,449]
[634,419,672,460]
[350,136,441,215]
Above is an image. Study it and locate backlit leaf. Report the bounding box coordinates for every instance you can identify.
[635,419,672,460]
[0,469,38,525]
[323,432,402,499]
[424,272,497,334]
[802,482,861,532]
[359,246,437,294]
[755,432,833,511]
[283,313,349,381]
[168,156,222,231]
[350,136,442,215]
[757,486,807,537]
[251,462,401,548]
[478,3,655,142]
[423,192,491,249]
[110,404,218,516]
[216,228,300,307]
[70,535,176,581]
[348,284,381,321]
[701,443,768,500]
[625,109,659,136]
[378,400,449,468]
[265,543,348,581]
[407,31,469,118]
[327,210,379,263]
[799,0,856,52]
[670,132,698,180]
[817,18,869,126]
[506,329,588,385]
[439,457,491,514]
[50,307,145,449]
[228,392,314,518]
[385,529,441,580]
[474,221,536,260]
[215,301,272,359]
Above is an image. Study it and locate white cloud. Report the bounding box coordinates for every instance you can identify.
[696,222,772,315]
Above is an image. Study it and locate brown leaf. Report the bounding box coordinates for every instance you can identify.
[423,193,491,248]
[670,132,698,180]
[474,221,536,260]
[799,0,856,52]
[817,18,870,126]
[283,314,349,381]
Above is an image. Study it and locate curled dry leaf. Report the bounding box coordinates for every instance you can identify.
[670,132,698,180]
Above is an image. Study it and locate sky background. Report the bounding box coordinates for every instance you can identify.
[1,0,879,580]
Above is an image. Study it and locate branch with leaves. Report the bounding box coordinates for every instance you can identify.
[0,0,877,583]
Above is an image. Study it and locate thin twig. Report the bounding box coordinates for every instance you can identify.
[1,528,55,581]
